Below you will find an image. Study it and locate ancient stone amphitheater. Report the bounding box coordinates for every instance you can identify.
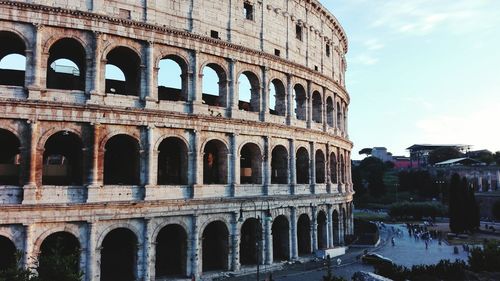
[0,0,353,280]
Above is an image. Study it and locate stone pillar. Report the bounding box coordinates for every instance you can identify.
[143,218,154,280]
[310,142,316,192]
[88,124,101,187]
[289,139,296,194]
[263,136,271,195]
[261,66,269,122]
[326,143,331,193]
[188,130,200,188]
[136,220,146,281]
[145,41,158,103]
[231,212,241,271]
[23,224,36,271]
[230,133,239,192]
[497,170,500,190]
[188,51,199,112]
[478,174,483,192]
[488,172,492,192]
[306,80,312,128]
[290,207,298,260]
[228,58,238,117]
[286,74,293,125]
[311,206,318,252]
[90,32,104,96]
[327,205,333,248]
[27,24,43,99]
[322,87,328,131]
[145,126,156,187]
[26,121,38,187]
[264,216,273,265]
[339,210,345,245]
[86,221,98,281]
[190,215,200,279]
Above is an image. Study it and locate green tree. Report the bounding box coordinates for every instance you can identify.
[358,157,387,198]
[470,150,494,164]
[448,173,462,233]
[469,240,500,272]
[429,147,463,165]
[0,252,40,281]
[495,151,500,165]
[464,180,479,232]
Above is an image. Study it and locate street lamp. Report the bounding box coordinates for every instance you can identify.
[238,201,273,281]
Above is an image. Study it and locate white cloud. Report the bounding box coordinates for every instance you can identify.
[363,39,384,50]
[353,54,379,65]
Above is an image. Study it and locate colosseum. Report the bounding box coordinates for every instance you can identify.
[0,0,353,280]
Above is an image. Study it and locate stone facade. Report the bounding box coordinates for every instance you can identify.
[0,0,353,280]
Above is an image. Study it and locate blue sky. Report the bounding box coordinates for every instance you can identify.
[320,0,500,159]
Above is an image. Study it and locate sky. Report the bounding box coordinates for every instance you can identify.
[320,0,500,159]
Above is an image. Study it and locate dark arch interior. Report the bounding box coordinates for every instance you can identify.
[202,63,227,107]
[0,128,21,185]
[332,210,340,245]
[317,211,327,250]
[270,79,286,116]
[157,56,187,102]
[202,221,228,272]
[336,103,342,129]
[238,71,260,112]
[42,131,83,185]
[104,135,140,185]
[203,140,228,184]
[0,31,26,86]
[0,236,16,271]
[38,232,81,281]
[312,91,322,123]
[101,228,137,281]
[329,153,337,184]
[240,218,261,265]
[294,85,307,121]
[271,145,288,184]
[46,38,86,91]
[105,47,141,96]
[157,137,188,185]
[342,208,347,238]
[272,215,289,261]
[240,143,262,184]
[326,97,334,127]
[297,214,311,256]
[296,148,309,184]
[315,150,325,184]
[155,224,187,277]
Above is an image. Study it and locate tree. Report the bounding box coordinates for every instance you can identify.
[358,148,373,156]
[448,173,462,233]
[358,157,387,198]
[464,178,479,232]
[493,200,500,221]
[469,150,494,164]
[0,252,40,281]
[428,147,463,165]
[495,151,500,166]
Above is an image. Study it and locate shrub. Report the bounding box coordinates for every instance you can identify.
[388,201,446,220]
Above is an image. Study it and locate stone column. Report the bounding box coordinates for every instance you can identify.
[26,121,38,187]
[190,215,200,279]
[289,139,296,194]
[286,74,293,125]
[145,126,157,187]
[90,32,104,96]
[23,224,36,271]
[290,207,298,260]
[311,206,318,252]
[497,170,500,190]
[27,24,43,99]
[188,51,199,113]
[327,205,333,248]
[230,133,239,194]
[145,41,157,103]
[478,174,483,192]
[339,210,345,245]
[261,66,269,122]
[310,142,316,192]
[306,80,312,128]
[143,218,154,280]
[86,221,98,281]
[263,136,271,195]
[88,124,101,187]
[136,220,146,281]
[231,212,241,271]
[488,172,492,192]
[322,87,328,131]
[228,58,238,117]
[326,143,331,193]
[264,216,273,265]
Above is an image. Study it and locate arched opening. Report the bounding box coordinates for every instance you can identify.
[202,221,229,272]
[238,71,260,112]
[0,235,16,272]
[271,145,288,184]
[326,97,334,127]
[297,214,311,256]
[341,208,347,239]
[317,211,327,250]
[155,224,187,278]
[101,228,137,281]
[157,56,187,101]
[269,79,286,116]
[104,135,140,185]
[296,147,309,184]
[315,150,325,184]
[202,63,227,107]
[240,218,261,265]
[340,156,345,184]
[239,143,262,184]
[332,210,340,245]
[157,137,188,185]
[203,140,228,184]
[46,38,86,90]
[42,131,83,185]
[105,46,141,96]
[294,84,307,121]
[272,215,289,261]
[0,31,26,86]
[38,232,81,281]
[0,129,21,185]
[329,152,337,184]
[336,103,342,130]
[312,91,322,123]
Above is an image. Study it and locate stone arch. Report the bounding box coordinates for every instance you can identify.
[100,227,139,281]
[272,215,290,261]
[0,30,27,86]
[157,136,188,185]
[297,213,311,256]
[155,223,188,277]
[103,134,141,185]
[312,91,322,123]
[293,84,307,121]
[104,45,142,96]
[296,147,310,184]
[0,128,21,185]
[201,62,228,107]
[42,130,84,185]
[237,70,261,112]
[202,139,228,184]
[239,218,262,265]
[326,96,334,127]
[157,53,189,102]
[33,225,82,255]
[0,235,17,271]
[38,231,81,280]
[271,145,288,184]
[317,210,327,250]
[45,37,87,91]
[201,220,229,272]
[315,149,325,184]
[269,78,286,116]
[239,142,262,184]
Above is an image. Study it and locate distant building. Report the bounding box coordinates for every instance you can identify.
[392,156,413,169]
[371,147,393,162]
[406,144,471,168]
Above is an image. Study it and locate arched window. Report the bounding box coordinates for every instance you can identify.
[101,228,138,281]
[269,79,286,116]
[294,84,307,121]
[202,221,229,272]
[0,31,26,86]
[238,71,260,112]
[158,56,187,101]
[155,224,188,277]
[332,209,340,245]
[272,215,290,261]
[312,91,322,123]
[315,150,325,184]
[329,152,337,184]
[297,214,311,256]
[296,147,309,184]
[326,97,334,127]
[317,211,327,250]
[0,236,16,272]
[271,145,288,184]
[240,218,261,265]
[105,47,141,96]
[0,129,21,185]
[203,140,228,184]
[46,38,86,90]
[104,135,140,185]
[202,63,227,107]
[38,232,81,281]
[42,131,83,185]
[157,137,188,185]
[240,143,262,184]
